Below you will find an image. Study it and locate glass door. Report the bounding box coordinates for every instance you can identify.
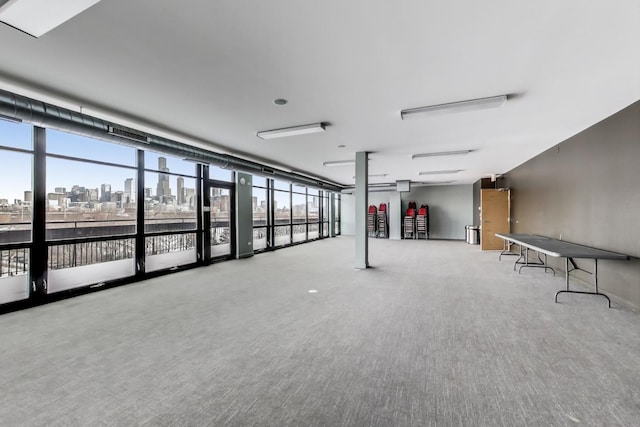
[209,184,234,258]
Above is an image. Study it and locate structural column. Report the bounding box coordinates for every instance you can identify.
[389,191,402,240]
[355,151,369,269]
[329,192,336,238]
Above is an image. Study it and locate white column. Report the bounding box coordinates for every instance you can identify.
[355,151,369,268]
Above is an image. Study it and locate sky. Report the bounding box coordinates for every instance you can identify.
[0,120,233,203]
[0,120,330,209]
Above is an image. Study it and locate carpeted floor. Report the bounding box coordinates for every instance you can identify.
[1,237,639,426]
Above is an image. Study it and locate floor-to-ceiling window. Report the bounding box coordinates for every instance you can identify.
[144,152,198,272]
[307,188,320,239]
[45,130,137,293]
[252,176,268,251]
[292,185,307,243]
[0,120,33,304]
[1,115,340,309]
[321,191,330,238]
[334,194,341,235]
[273,180,291,247]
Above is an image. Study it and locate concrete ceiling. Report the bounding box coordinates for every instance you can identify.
[1,0,638,187]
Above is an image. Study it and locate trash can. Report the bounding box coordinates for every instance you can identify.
[465,225,471,243]
[469,226,479,245]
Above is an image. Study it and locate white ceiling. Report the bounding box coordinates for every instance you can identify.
[1,0,639,187]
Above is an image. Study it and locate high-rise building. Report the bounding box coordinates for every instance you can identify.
[156,157,171,199]
[23,191,32,203]
[184,188,195,209]
[54,187,66,194]
[100,184,111,202]
[87,188,99,201]
[177,177,184,205]
[124,178,135,206]
[144,188,152,199]
[252,196,257,211]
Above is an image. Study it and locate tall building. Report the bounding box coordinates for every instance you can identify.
[124,178,135,206]
[100,184,111,202]
[184,188,195,209]
[23,191,32,203]
[176,177,184,205]
[156,157,171,199]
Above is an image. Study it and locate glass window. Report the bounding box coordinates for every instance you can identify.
[47,238,135,293]
[0,150,32,244]
[308,190,319,223]
[252,176,267,187]
[144,172,197,233]
[145,233,196,272]
[47,129,136,166]
[292,192,306,224]
[308,222,319,239]
[273,190,290,226]
[210,165,232,182]
[145,151,197,176]
[274,225,291,247]
[210,186,231,257]
[0,120,32,151]
[273,180,290,191]
[46,158,137,240]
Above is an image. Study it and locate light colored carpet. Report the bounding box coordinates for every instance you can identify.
[1,237,639,426]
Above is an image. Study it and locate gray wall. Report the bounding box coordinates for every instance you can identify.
[401,185,473,240]
[342,185,473,240]
[503,100,640,308]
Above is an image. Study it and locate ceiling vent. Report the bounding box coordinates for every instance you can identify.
[261,167,275,175]
[108,126,150,144]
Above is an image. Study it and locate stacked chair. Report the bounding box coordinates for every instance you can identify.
[367,205,377,237]
[403,202,417,239]
[416,205,429,239]
[377,203,388,238]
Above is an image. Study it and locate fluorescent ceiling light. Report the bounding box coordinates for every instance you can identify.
[418,169,462,176]
[257,122,325,140]
[352,174,388,179]
[411,150,473,159]
[0,0,102,38]
[401,95,507,120]
[323,160,355,167]
[413,181,455,186]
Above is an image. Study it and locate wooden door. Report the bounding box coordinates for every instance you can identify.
[480,189,510,250]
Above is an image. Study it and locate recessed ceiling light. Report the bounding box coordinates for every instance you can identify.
[257,123,325,139]
[411,150,473,159]
[274,98,288,105]
[337,144,346,148]
[418,170,462,175]
[308,289,318,293]
[401,95,507,120]
[323,160,355,166]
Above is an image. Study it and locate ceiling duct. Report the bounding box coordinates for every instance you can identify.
[0,88,343,192]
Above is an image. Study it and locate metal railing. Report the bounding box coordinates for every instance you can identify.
[145,233,196,255]
[48,238,135,270]
[0,247,29,277]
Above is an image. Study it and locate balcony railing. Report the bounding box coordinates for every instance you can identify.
[0,247,29,277]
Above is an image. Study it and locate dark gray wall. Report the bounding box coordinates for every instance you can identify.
[503,100,640,308]
[236,172,254,258]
